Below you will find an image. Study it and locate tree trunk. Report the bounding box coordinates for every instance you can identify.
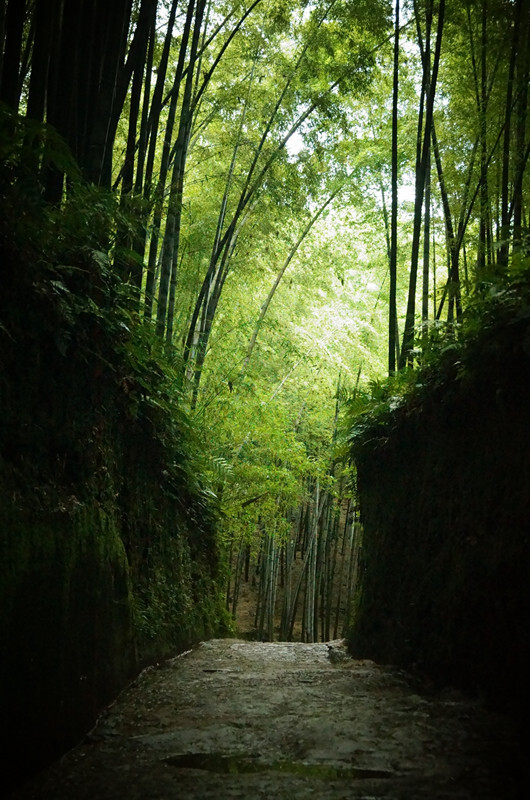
[115,0,155,292]
[498,0,523,268]
[26,0,55,122]
[476,0,489,271]
[142,0,180,321]
[148,0,195,330]
[344,507,362,630]
[388,0,399,375]
[399,0,445,368]
[0,0,7,86]
[189,201,258,406]
[0,0,27,110]
[333,497,351,640]
[421,146,431,346]
[512,2,530,251]
[134,6,156,196]
[288,480,322,640]
[84,0,133,187]
[163,0,207,343]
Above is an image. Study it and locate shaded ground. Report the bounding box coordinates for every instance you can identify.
[10,639,522,799]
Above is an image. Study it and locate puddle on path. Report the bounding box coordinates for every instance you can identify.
[164,752,394,780]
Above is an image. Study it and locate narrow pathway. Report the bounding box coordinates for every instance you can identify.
[12,639,521,799]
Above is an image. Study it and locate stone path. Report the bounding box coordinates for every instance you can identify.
[11,639,522,799]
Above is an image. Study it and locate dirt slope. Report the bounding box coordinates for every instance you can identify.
[10,639,522,799]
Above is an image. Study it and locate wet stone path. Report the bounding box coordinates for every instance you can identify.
[11,639,522,799]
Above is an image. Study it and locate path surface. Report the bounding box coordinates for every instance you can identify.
[11,639,521,799]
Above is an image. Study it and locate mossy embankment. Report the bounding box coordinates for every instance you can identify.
[348,302,530,734]
[0,164,229,791]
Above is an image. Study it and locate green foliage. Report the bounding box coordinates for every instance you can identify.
[348,248,530,454]
[345,370,417,448]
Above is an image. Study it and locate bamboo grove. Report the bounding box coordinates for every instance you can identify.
[1,0,528,640]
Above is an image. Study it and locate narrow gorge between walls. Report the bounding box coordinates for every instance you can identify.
[3,306,529,798]
[3,263,529,798]
[2,0,529,796]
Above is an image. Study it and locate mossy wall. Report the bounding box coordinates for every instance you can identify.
[1,502,135,783]
[0,226,228,792]
[0,367,226,791]
[348,317,530,729]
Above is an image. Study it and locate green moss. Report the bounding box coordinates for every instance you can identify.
[0,497,136,783]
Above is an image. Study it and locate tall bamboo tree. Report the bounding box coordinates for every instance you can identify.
[399,0,445,368]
